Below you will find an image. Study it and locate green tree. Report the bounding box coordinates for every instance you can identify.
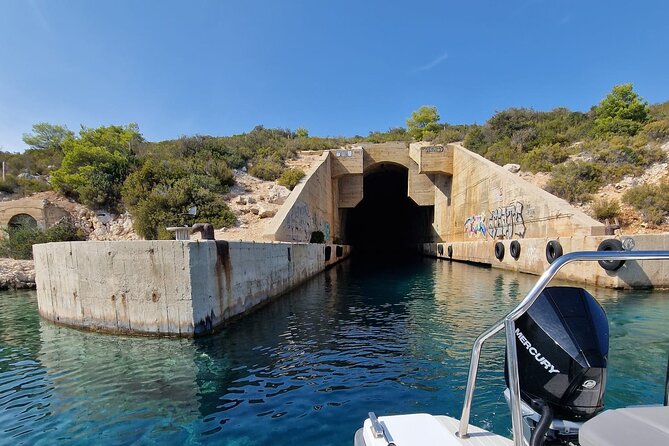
[22,122,74,151]
[592,84,650,136]
[122,159,235,239]
[295,127,309,138]
[407,106,441,140]
[50,124,143,210]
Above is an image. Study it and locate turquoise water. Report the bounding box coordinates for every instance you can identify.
[1,257,668,445]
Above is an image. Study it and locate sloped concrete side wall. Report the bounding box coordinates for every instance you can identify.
[434,143,604,242]
[34,240,350,336]
[265,152,335,242]
[424,234,669,289]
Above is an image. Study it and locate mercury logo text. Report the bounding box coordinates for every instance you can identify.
[515,328,560,374]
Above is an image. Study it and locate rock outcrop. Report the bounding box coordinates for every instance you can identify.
[0,259,35,289]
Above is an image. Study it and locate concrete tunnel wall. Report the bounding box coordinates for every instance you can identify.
[267,142,604,247]
[265,151,336,243]
[433,143,604,242]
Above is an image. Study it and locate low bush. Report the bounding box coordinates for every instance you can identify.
[520,143,570,173]
[0,175,18,194]
[622,183,669,225]
[640,120,669,142]
[0,220,85,260]
[248,159,284,181]
[545,161,603,203]
[123,160,236,240]
[277,168,305,190]
[591,197,621,221]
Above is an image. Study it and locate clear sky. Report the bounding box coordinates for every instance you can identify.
[1,0,668,152]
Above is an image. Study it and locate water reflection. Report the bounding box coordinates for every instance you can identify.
[1,259,668,445]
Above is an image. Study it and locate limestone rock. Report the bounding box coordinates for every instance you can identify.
[258,206,277,218]
[267,185,290,204]
[504,163,521,173]
[0,259,35,289]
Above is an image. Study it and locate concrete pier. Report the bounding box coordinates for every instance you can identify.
[34,240,350,336]
[424,234,669,289]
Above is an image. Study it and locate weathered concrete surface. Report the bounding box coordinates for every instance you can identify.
[433,143,603,242]
[34,240,350,336]
[265,152,335,242]
[266,142,603,245]
[424,234,669,289]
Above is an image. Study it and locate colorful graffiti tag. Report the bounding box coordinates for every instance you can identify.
[463,202,527,239]
[464,213,487,238]
[488,202,526,239]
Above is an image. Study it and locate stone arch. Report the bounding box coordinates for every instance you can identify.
[8,213,38,229]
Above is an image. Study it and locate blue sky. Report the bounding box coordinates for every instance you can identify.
[1,0,668,152]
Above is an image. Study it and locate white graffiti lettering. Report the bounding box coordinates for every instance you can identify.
[488,202,526,239]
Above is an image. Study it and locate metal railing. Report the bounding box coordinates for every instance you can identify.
[455,250,669,446]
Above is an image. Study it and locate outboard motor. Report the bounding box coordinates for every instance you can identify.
[505,287,609,446]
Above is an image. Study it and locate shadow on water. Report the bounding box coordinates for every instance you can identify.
[1,261,669,445]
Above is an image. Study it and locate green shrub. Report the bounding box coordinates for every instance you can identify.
[640,120,669,142]
[520,143,569,173]
[248,159,284,181]
[277,168,305,190]
[484,139,523,166]
[432,126,468,144]
[0,175,18,194]
[622,183,669,225]
[463,126,487,154]
[591,197,621,221]
[545,161,603,203]
[122,159,236,240]
[0,220,85,260]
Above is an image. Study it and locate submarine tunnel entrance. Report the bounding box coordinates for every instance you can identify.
[341,163,434,254]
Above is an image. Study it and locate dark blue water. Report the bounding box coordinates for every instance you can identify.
[1,257,668,445]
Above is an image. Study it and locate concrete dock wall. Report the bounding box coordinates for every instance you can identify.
[424,234,669,289]
[34,240,350,336]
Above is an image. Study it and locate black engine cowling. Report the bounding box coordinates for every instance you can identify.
[505,286,609,421]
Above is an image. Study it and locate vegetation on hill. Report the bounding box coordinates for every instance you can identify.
[456,84,669,208]
[1,83,668,241]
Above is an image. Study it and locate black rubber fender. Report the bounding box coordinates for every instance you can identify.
[510,240,521,260]
[545,240,563,264]
[437,244,444,256]
[447,245,453,258]
[597,238,625,271]
[494,241,505,261]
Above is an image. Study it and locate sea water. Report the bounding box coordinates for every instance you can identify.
[1,257,668,445]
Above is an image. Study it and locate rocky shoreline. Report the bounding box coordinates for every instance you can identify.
[0,258,36,290]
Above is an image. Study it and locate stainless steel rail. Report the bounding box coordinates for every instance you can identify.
[456,250,669,446]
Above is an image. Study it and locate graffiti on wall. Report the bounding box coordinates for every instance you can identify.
[463,202,527,239]
[464,213,487,238]
[487,202,526,239]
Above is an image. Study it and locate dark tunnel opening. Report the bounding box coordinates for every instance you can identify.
[342,163,433,256]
